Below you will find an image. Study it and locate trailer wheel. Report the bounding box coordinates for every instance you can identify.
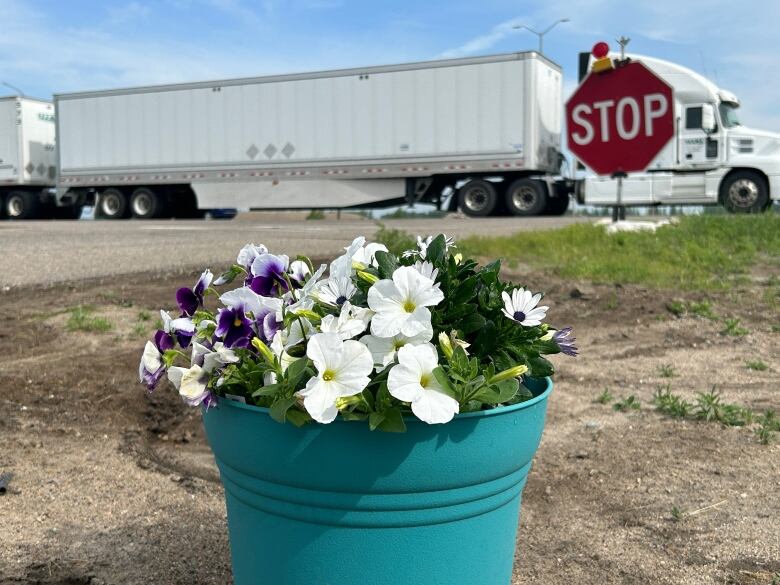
[95,188,129,219]
[721,171,769,213]
[457,180,498,217]
[130,187,166,219]
[5,191,40,220]
[505,178,548,216]
[544,195,570,216]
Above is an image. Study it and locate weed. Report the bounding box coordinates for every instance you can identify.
[131,323,148,337]
[755,411,779,445]
[719,404,753,427]
[66,306,112,333]
[745,360,768,371]
[306,209,325,220]
[658,364,676,378]
[595,389,614,404]
[374,223,417,257]
[653,386,692,418]
[688,300,716,319]
[720,317,748,336]
[98,291,133,308]
[137,310,151,322]
[772,324,780,333]
[671,506,683,522]
[153,318,163,331]
[613,395,641,412]
[694,389,723,423]
[666,300,686,317]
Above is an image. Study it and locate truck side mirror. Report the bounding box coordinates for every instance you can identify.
[701,104,716,133]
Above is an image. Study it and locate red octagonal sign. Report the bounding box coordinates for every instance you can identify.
[566,61,674,175]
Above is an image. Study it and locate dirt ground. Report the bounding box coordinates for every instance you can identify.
[1,266,778,585]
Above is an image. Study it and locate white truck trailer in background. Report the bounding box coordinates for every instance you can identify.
[51,51,570,220]
[0,97,79,219]
[577,53,780,213]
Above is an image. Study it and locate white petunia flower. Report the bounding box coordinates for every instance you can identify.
[387,343,459,424]
[352,242,388,268]
[360,323,433,372]
[297,333,373,423]
[501,288,548,327]
[314,277,356,308]
[319,302,369,341]
[367,266,443,338]
[413,260,438,281]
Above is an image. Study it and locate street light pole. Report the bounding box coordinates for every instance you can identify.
[512,18,570,54]
[1,81,25,97]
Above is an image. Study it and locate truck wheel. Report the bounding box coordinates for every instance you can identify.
[544,195,570,216]
[505,178,548,216]
[95,188,129,219]
[130,187,166,219]
[5,191,40,220]
[721,171,769,213]
[458,180,498,217]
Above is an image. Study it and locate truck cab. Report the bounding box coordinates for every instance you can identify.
[581,54,780,212]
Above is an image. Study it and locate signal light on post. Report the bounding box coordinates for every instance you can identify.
[591,41,613,74]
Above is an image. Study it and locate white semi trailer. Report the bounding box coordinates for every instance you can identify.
[50,51,570,220]
[0,97,79,219]
[577,53,780,213]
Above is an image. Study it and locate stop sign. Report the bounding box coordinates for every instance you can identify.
[566,61,674,175]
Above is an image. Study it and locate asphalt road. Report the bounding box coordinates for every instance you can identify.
[0,213,596,288]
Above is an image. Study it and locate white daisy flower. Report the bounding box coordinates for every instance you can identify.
[387,343,459,424]
[360,322,433,372]
[501,288,549,327]
[367,266,443,338]
[330,236,366,279]
[314,277,357,307]
[297,333,373,423]
[402,234,456,259]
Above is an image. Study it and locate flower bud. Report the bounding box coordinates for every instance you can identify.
[335,395,363,409]
[438,332,454,360]
[488,364,529,384]
[453,252,463,264]
[251,338,276,365]
[292,309,321,322]
[357,270,379,284]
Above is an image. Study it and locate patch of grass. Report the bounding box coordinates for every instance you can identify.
[666,300,686,317]
[671,506,683,522]
[665,299,717,319]
[613,395,641,412]
[653,386,692,418]
[658,364,676,378]
[66,306,112,333]
[773,324,780,333]
[373,223,417,257]
[746,359,768,371]
[137,310,151,322]
[595,389,614,404]
[755,411,779,445]
[605,291,619,310]
[305,209,325,220]
[98,291,133,308]
[131,323,148,337]
[153,318,163,331]
[720,317,749,336]
[458,214,780,290]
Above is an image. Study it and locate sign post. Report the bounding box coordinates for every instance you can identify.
[566,41,675,222]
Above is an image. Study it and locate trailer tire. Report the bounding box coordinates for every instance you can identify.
[457,179,498,217]
[505,178,548,216]
[130,187,166,219]
[95,188,129,219]
[720,171,769,213]
[544,195,570,216]
[5,190,40,220]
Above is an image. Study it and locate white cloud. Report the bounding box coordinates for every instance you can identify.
[438,17,524,58]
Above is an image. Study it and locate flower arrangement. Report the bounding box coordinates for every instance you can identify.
[139,234,576,431]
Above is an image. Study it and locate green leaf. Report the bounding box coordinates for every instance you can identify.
[368,411,386,431]
[269,397,297,423]
[285,357,309,387]
[377,408,406,433]
[374,250,399,279]
[425,235,447,264]
[432,367,459,400]
[495,378,519,403]
[527,355,555,378]
[252,383,281,397]
[457,312,487,335]
[285,408,312,427]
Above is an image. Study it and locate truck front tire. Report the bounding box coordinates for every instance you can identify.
[721,171,769,213]
[95,188,129,219]
[458,180,498,217]
[505,178,548,216]
[5,191,40,220]
[130,187,166,219]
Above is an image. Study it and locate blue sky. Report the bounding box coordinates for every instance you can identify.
[1,0,779,130]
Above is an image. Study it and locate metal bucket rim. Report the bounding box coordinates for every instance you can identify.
[209,376,552,425]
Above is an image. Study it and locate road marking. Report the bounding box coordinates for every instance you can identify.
[140,226,209,231]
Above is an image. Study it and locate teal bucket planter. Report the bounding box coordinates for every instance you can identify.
[202,376,552,585]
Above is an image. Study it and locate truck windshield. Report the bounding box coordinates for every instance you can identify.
[719,102,741,128]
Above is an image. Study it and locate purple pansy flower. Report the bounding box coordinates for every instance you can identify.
[250,254,290,296]
[176,269,213,317]
[160,310,195,348]
[138,341,165,391]
[553,327,578,357]
[237,243,269,272]
[215,305,253,348]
